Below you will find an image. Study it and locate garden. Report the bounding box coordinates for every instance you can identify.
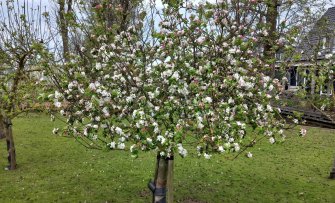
[0,114,334,202]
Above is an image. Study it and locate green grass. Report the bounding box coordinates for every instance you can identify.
[0,113,335,202]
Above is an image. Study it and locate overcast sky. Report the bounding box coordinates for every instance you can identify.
[146,0,335,9]
[2,0,334,52]
[15,0,335,9]
[4,0,335,31]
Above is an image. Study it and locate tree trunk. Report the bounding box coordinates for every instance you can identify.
[149,154,174,203]
[2,117,16,170]
[0,117,5,139]
[264,0,279,77]
[330,156,335,179]
[167,157,174,203]
[58,0,73,62]
[6,119,16,170]
[264,0,279,56]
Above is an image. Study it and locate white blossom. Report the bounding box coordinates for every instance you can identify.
[54,91,62,99]
[54,101,62,108]
[109,141,116,149]
[218,146,225,153]
[157,135,166,145]
[52,128,59,135]
[204,153,212,159]
[233,143,240,151]
[146,138,153,144]
[177,143,188,157]
[115,127,124,135]
[89,83,96,91]
[300,128,307,137]
[171,71,180,80]
[269,137,275,144]
[130,144,136,153]
[204,97,213,103]
[118,143,125,150]
[246,152,253,158]
[196,36,206,44]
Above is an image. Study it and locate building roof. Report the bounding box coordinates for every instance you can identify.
[297,7,335,60]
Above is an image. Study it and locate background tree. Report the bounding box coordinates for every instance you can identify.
[260,0,331,75]
[42,0,142,94]
[0,0,50,170]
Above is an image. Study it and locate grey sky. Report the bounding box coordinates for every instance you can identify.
[29,0,335,10]
[8,0,335,13]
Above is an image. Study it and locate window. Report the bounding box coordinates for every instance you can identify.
[289,67,298,86]
[319,80,333,95]
[322,37,327,50]
[276,52,282,61]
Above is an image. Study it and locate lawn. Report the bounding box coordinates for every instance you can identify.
[0,113,335,202]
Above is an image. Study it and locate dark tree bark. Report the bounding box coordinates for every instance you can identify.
[5,118,16,170]
[58,0,73,62]
[0,115,16,170]
[264,0,280,76]
[91,0,134,31]
[167,158,174,203]
[0,117,5,139]
[330,156,335,179]
[264,0,279,56]
[119,0,130,32]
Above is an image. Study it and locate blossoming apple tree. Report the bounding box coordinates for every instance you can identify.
[49,1,302,202]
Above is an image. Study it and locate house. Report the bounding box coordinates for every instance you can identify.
[277,7,335,95]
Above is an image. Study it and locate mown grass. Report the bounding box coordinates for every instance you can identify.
[0,113,335,202]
